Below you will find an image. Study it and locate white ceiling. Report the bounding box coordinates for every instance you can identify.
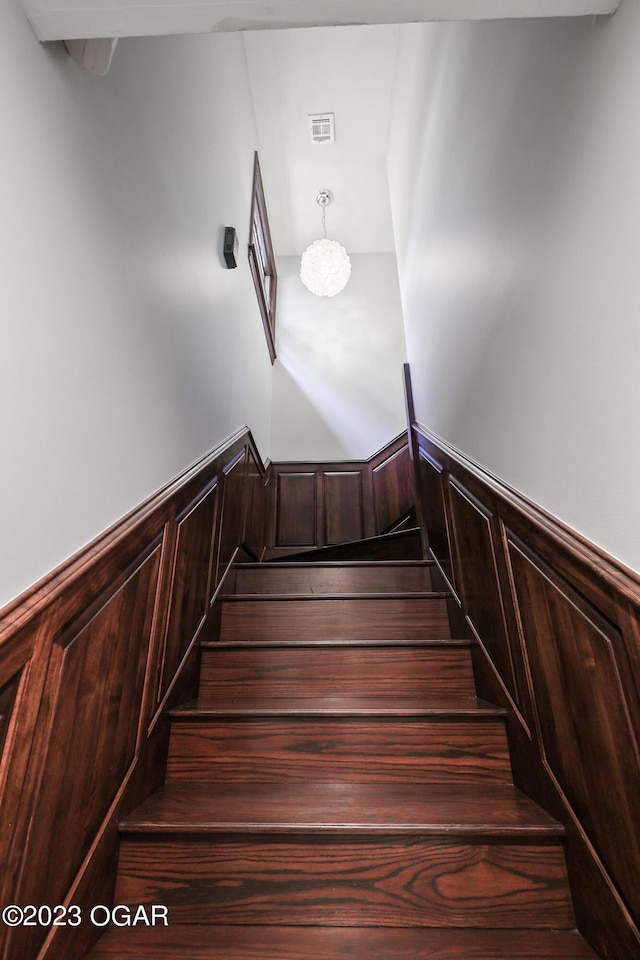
[21,0,619,42]
[243,25,400,257]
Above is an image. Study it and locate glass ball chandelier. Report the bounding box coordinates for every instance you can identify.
[300,190,351,297]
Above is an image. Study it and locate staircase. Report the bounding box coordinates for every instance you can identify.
[86,555,600,959]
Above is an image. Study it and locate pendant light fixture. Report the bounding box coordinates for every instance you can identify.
[300,190,351,297]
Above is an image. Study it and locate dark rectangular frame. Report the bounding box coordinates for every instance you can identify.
[248,152,277,363]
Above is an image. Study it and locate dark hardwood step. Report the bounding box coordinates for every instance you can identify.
[229,561,435,595]
[166,703,511,784]
[219,596,450,643]
[85,925,601,959]
[120,781,563,836]
[226,591,448,600]
[199,641,476,699]
[116,783,571,927]
[170,695,506,717]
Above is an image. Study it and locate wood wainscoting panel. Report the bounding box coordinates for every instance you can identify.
[323,471,364,545]
[275,472,316,548]
[5,544,161,960]
[160,482,218,699]
[0,619,53,960]
[417,450,455,590]
[217,450,248,583]
[0,661,33,943]
[0,426,268,960]
[448,479,517,703]
[410,413,640,959]
[507,534,640,924]
[372,444,413,535]
[266,435,416,558]
[244,446,268,560]
[0,672,20,767]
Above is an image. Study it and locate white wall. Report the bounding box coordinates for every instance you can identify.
[388,6,640,574]
[242,25,399,257]
[270,254,408,461]
[0,0,273,609]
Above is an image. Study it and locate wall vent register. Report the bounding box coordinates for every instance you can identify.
[309,113,335,144]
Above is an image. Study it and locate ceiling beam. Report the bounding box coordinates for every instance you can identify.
[22,0,619,43]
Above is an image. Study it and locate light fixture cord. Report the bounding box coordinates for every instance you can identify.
[321,204,327,239]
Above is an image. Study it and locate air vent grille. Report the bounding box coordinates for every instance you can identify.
[309,113,335,144]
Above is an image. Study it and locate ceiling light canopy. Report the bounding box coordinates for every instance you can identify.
[300,190,351,298]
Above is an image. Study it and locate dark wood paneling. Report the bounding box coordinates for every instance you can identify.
[266,435,416,558]
[0,671,20,765]
[372,445,414,534]
[217,450,248,578]
[275,473,316,547]
[244,446,268,560]
[323,471,364,544]
[0,427,267,960]
[448,480,517,700]
[418,450,455,589]
[0,632,47,958]
[160,482,218,698]
[403,363,429,561]
[411,417,640,959]
[6,545,161,960]
[507,535,640,923]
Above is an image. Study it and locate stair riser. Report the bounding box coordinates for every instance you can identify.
[219,598,450,642]
[200,647,476,699]
[232,566,434,595]
[116,838,573,928]
[166,720,511,783]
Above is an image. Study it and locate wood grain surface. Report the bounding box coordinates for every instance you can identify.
[413,418,640,959]
[166,717,511,783]
[119,781,564,835]
[232,561,434,595]
[0,427,269,960]
[199,641,476,699]
[267,435,415,557]
[116,835,572,927]
[219,597,450,642]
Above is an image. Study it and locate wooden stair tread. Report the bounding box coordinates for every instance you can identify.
[201,638,473,649]
[119,781,563,836]
[170,696,506,718]
[236,560,436,567]
[222,591,450,600]
[85,925,600,958]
